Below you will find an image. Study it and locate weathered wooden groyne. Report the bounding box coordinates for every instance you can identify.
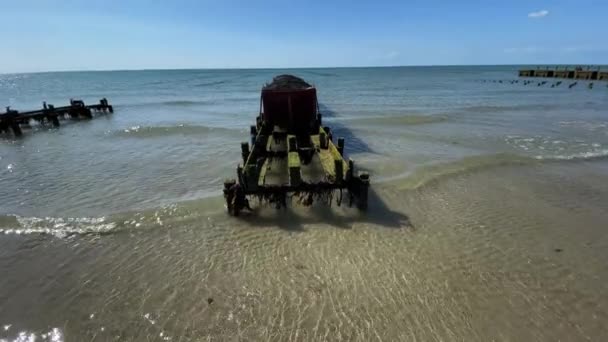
[224,75,369,215]
[0,98,113,137]
[519,66,608,81]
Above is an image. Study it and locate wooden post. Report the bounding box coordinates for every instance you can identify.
[334,158,343,183]
[237,165,244,187]
[346,159,354,181]
[288,152,301,186]
[324,126,332,142]
[337,137,345,155]
[83,108,93,119]
[288,136,297,152]
[319,132,328,149]
[223,179,236,199]
[357,172,370,210]
[256,134,267,151]
[241,142,250,163]
[250,125,257,146]
[50,116,60,127]
[246,164,258,190]
[10,121,22,137]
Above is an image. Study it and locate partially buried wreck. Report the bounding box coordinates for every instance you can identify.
[223,74,369,215]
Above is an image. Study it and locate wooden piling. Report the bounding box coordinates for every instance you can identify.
[319,132,328,149]
[288,135,298,152]
[575,70,594,80]
[288,152,302,186]
[241,142,250,163]
[324,126,332,142]
[50,116,60,127]
[520,66,606,81]
[334,158,343,183]
[519,70,535,77]
[337,137,345,155]
[554,69,569,78]
[10,122,22,137]
[357,172,370,210]
[237,165,244,187]
[0,98,113,137]
[346,159,354,181]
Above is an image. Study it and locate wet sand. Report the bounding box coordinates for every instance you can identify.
[1,160,607,341]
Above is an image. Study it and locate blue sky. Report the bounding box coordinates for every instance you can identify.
[0,0,606,72]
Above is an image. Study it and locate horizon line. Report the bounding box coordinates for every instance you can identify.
[3,63,607,75]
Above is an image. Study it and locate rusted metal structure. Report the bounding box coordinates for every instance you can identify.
[0,98,113,137]
[223,75,369,215]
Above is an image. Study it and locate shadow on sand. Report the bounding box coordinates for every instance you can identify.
[237,187,413,232]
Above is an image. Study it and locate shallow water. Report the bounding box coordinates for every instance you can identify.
[1,67,608,341]
[2,162,607,341]
[2,67,607,217]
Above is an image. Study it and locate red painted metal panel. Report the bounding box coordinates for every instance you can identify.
[261,88,317,133]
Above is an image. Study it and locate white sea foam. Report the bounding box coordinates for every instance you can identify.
[0,216,116,238]
[505,135,608,161]
[0,328,63,342]
[535,149,608,161]
[559,120,608,131]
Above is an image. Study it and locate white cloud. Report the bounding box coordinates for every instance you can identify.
[528,10,549,18]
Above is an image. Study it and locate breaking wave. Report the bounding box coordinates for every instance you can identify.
[392,153,536,190]
[558,120,608,131]
[392,148,608,191]
[0,204,194,238]
[505,135,608,162]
